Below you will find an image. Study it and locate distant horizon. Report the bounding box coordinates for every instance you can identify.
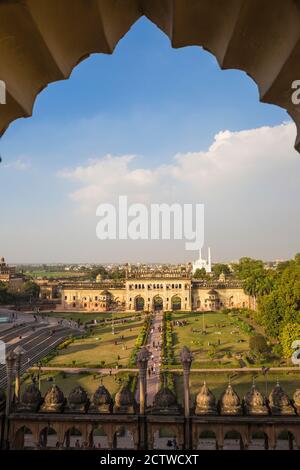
[7,254,293,267]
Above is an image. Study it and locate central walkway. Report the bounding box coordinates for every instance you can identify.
[136,311,163,406]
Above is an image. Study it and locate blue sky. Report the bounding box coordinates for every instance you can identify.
[0,17,298,264]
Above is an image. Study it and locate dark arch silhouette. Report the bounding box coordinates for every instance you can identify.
[1,1,300,151]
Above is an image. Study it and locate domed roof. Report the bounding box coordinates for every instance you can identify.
[21,382,42,405]
[293,389,300,410]
[244,384,268,415]
[93,384,112,406]
[0,256,5,263]
[115,386,134,407]
[208,289,218,295]
[68,385,88,405]
[43,385,65,406]
[153,386,177,409]
[219,383,242,415]
[195,382,217,415]
[269,383,295,415]
[100,290,110,296]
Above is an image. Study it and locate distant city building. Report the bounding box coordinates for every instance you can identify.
[0,256,24,289]
[192,247,212,274]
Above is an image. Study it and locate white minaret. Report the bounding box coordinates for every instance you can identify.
[207,247,212,273]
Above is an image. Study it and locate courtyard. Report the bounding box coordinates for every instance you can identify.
[172,311,253,367]
[47,317,144,368]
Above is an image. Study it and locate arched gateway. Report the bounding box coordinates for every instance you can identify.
[171,295,182,311]
[134,296,145,312]
[153,296,163,312]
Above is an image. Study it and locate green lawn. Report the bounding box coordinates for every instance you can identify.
[22,370,129,398]
[48,318,144,368]
[172,311,253,367]
[43,311,136,323]
[175,370,300,405]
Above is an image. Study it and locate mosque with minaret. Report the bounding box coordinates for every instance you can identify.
[192,247,212,274]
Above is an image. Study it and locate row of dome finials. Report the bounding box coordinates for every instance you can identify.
[1,378,300,416]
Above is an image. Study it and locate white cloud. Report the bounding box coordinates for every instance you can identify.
[58,122,300,261]
[3,158,31,171]
[59,122,298,205]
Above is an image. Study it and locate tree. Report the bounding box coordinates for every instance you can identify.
[280,322,300,359]
[111,269,126,280]
[256,292,285,338]
[21,281,40,299]
[234,257,264,280]
[249,334,268,353]
[193,268,208,279]
[212,263,231,279]
[0,282,9,304]
[89,266,109,280]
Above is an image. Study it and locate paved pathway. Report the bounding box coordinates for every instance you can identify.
[32,365,300,374]
[136,311,163,406]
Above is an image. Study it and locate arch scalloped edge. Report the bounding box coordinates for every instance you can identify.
[1,5,300,154]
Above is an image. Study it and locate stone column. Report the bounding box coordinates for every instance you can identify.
[137,346,150,415]
[13,345,25,402]
[180,346,193,450]
[137,346,150,449]
[4,350,17,448]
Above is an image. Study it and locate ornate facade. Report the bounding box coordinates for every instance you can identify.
[1,348,300,451]
[61,275,253,313]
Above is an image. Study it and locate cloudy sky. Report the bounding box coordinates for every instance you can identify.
[0,18,299,264]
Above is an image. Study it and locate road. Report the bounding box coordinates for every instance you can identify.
[135,311,163,406]
[0,319,79,389]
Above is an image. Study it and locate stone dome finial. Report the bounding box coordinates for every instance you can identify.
[152,385,180,414]
[40,384,65,413]
[154,387,177,409]
[195,382,217,415]
[269,383,295,415]
[18,381,42,412]
[65,385,89,413]
[293,389,300,414]
[244,384,268,415]
[90,383,112,414]
[113,385,136,414]
[219,383,242,415]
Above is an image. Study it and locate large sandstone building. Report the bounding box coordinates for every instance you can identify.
[61,269,254,313]
[0,257,24,290]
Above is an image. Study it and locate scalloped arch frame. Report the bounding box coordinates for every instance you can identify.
[1,0,300,151]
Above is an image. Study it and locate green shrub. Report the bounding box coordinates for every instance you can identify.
[280,322,300,359]
[128,314,152,366]
[249,334,269,353]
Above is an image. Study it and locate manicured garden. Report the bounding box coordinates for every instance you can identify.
[43,311,136,324]
[168,310,285,368]
[46,316,146,368]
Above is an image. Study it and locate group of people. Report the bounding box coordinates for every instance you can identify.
[146,319,162,378]
[52,440,102,449]
[173,319,188,327]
